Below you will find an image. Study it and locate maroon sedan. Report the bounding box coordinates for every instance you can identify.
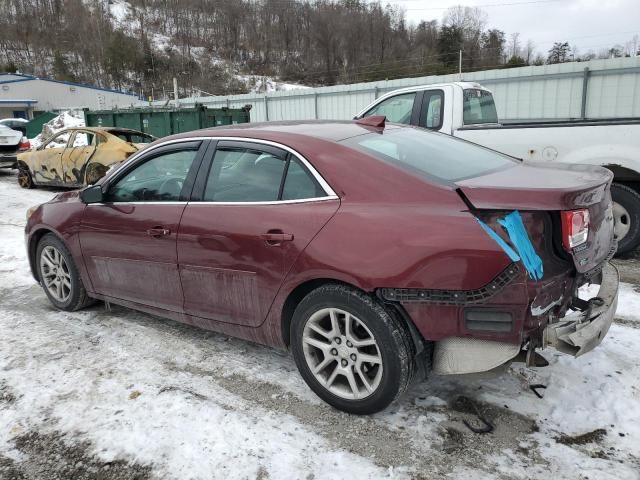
[25,119,618,414]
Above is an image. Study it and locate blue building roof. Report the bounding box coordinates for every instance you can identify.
[0,73,138,97]
[0,99,38,104]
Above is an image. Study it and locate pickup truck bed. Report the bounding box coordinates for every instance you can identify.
[356,82,640,254]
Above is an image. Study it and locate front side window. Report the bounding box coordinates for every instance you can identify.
[463,89,498,125]
[363,93,416,125]
[43,132,70,150]
[340,127,516,183]
[204,145,326,202]
[107,149,198,202]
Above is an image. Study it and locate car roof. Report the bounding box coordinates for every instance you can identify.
[60,127,148,135]
[170,120,404,143]
[0,118,28,123]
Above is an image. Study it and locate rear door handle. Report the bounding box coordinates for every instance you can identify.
[146,227,171,237]
[261,230,294,245]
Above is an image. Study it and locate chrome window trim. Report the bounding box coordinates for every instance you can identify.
[86,196,339,207]
[188,196,339,206]
[103,136,338,200]
[87,201,188,206]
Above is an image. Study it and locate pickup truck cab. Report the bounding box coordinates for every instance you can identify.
[356,81,640,254]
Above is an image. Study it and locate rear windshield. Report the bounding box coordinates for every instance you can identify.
[110,131,155,143]
[463,89,498,125]
[340,127,516,183]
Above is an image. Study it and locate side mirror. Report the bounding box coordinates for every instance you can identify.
[80,184,103,204]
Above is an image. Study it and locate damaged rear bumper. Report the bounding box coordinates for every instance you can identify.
[542,262,618,357]
[0,154,17,168]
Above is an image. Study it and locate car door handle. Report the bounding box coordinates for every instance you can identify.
[261,231,294,245]
[146,227,171,237]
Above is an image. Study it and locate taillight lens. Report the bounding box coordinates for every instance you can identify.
[18,137,30,151]
[561,209,590,250]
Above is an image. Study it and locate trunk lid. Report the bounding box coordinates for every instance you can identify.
[458,162,615,275]
[457,162,611,211]
[0,127,21,149]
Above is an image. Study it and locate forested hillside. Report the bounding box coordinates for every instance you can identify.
[0,0,621,99]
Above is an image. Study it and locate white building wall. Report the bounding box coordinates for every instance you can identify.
[159,57,640,123]
[0,79,139,111]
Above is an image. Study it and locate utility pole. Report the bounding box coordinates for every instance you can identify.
[459,50,463,81]
[173,77,179,106]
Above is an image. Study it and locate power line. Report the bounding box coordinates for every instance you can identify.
[393,0,565,11]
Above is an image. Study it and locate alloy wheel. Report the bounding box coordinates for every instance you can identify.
[39,245,72,303]
[302,307,383,400]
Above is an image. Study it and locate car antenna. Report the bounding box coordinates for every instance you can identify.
[355,115,386,128]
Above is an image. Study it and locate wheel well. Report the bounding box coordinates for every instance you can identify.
[28,228,55,281]
[280,278,428,353]
[604,164,640,193]
[280,278,352,347]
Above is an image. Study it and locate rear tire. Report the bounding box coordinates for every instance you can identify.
[17,167,34,189]
[36,234,94,311]
[291,284,415,414]
[611,183,640,255]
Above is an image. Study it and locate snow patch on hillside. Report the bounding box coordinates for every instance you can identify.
[236,74,312,93]
[108,0,130,25]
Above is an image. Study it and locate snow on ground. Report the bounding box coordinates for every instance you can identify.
[0,170,639,479]
[29,110,85,149]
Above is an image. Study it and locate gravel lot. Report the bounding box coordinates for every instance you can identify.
[0,169,639,480]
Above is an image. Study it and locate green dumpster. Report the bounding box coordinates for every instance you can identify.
[84,105,251,138]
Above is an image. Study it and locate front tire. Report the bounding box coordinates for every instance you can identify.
[36,234,94,311]
[291,284,415,414]
[611,183,640,255]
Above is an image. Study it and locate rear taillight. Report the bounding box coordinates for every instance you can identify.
[18,137,30,151]
[561,209,590,250]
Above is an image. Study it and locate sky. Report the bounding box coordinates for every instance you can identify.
[392,0,640,58]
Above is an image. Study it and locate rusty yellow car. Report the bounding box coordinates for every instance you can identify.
[17,127,155,189]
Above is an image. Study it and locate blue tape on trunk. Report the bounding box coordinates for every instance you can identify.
[477,211,544,281]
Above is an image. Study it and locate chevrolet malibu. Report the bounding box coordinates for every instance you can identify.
[25,119,619,414]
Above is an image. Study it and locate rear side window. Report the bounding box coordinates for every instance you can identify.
[419,90,444,130]
[363,93,416,125]
[463,89,498,125]
[204,145,326,202]
[282,157,325,200]
[72,132,96,147]
[205,148,286,202]
[340,127,516,183]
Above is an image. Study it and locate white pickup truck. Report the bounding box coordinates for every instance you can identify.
[356,82,640,254]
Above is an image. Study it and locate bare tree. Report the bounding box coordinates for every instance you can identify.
[509,32,521,58]
[525,39,535,64]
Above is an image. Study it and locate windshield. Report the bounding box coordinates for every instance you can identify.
[463,89,498,125]
[340,127,517,183]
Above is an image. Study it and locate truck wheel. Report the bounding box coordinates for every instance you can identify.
[17,168,35,189]
[290,284,415,414]
[611,183,640,255]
